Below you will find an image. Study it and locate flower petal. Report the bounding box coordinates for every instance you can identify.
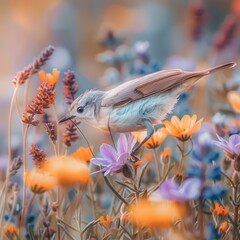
[100,144,117,161]
[117,134,128,155]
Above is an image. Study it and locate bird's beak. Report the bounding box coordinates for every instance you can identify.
[58,115,76,123]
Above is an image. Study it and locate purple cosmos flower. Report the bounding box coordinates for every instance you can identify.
[213,134,240,159]
[91,134,136,176]
[152,178,202,202]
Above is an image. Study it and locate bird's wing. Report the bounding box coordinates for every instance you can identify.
[101,62,236,108]
[101,69,204,107]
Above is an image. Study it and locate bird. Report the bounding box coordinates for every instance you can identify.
[59,62,236,155]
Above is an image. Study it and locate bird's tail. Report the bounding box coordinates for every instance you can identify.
[206,62,236,74]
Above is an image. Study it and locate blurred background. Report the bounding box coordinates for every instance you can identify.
[0,0,240,153]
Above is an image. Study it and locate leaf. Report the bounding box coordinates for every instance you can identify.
[57,223,76,240]
[137,162,149,188]
[115,180,137,192]
[80,219,100,238]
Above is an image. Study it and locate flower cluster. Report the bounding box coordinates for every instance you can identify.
[29,144,46,167]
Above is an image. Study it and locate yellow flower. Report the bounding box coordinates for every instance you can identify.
[42,156,90,187]
[39,68,60,88]
[133,128,167,149]
[164,115,203,141]
[227,91,240,113]
[2,224,18,235]
[128,200,188,228]
[99,215,113,225]
[160,147,172,159]
[25,168,57,194]
[72,146,93,163]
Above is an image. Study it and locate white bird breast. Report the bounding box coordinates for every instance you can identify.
[97,93,179,132]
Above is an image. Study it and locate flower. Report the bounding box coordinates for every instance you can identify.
[13,65,33,87]
[158,178,202,202]
[207,166,222,181]
[39,68,60,88]
[42,156,90,186]
[210,202,229,216]
[207,223,221,240]
[99,215,113,225]
[128,200,188,228]
[144,152,152,161]
[91,134,136,176]
[227,91,240,113]
[25,169,57,194]
[213,134,240,159]
[203,185,227,201]
[62,120,80,148]
[62,71,79,105]
[29,144,46,167]
[160,147,172,159]
[9,156,23,176]
[32,45,55,74]
[2,224,18,236]
[72,146,93,163]
[163,114,203,141]
[219,221,228,234]
[133,128,167,149]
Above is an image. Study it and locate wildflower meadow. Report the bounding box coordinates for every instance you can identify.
[1,1,240,240]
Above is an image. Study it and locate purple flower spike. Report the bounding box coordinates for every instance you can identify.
[91,134,136,176]
[158,178,202,202]
[213,134,240,159]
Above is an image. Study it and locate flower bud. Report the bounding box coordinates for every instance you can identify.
[232,156,240,172]
[232,171,240,185]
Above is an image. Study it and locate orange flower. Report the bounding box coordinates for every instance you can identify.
[2,224,18,235]
[219,221,228,234]
[42,156,90,187]
[39,68,60,88]
[160,147,172,159]
[227,91,240,113]
[210,202,229,216]
[72,146,93,163]
[99,215,113,225]
[164,115,203,141]
[128,200,188,228]
[144,152,152,161]
[25,169,57,194]
[133,128,167,149]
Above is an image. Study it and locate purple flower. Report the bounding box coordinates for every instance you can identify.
[213,134,240,159]
[91,134,136,176]
[155,178,202,202]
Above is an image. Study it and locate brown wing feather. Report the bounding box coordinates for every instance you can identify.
[101,62,236,108]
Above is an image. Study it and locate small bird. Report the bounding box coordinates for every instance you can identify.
[59,62,236,155]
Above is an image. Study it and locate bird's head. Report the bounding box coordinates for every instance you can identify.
[59,90,103,124]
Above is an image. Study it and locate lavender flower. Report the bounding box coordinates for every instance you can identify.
[91,134,136,176]
[213,134,240,159]
[155,178,202,202]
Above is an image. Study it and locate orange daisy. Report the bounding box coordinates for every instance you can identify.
[42,155,90,187]
[227,91,240,113]
[25,168,57,194]
[72,146,93,163]
[99,215,113,225]
[210,202,229,216]
[133,128,167,149]
[128,200,188,228]
[163,114,203,141]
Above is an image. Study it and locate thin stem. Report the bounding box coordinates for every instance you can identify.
[233,185,239,240]
[0,87,18,231]
[178,141,186,173]
[23,75,32,108]
[89,181,98,219]
[22,124,29,213]
[153,148,161,181]
[53,104,60,155]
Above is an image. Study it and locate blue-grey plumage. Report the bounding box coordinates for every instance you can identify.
[60,62,236,132]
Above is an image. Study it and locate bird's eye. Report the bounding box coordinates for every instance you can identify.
[77,106,84,113]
